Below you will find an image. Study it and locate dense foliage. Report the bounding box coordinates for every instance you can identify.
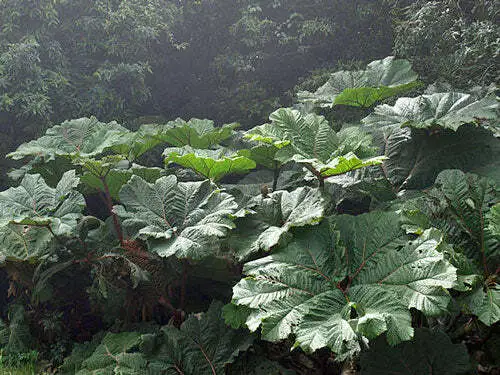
[0,0,401,188]
[0,53,499,374]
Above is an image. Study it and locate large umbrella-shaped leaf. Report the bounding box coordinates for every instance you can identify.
[164,146,256,182]
[381,125,500,190]
[146,118,239,148]
[0,170,85,233]
[0,171,85,263]
[462,285,500,326]
[0,223,60,264]
[114,175,237,259]
[258,108,339,163]
[74,332,146,375]
[81,163,165,200]
[229,187,325,261]
[298,57,419,108]
[142,301,254,375]
[8,117,129,161]
[363,92,499,135]
[402,169,498,264]
[231,212,456,359]
[246,108,379,180]
[115,118,240,159]
[360,329,469,375]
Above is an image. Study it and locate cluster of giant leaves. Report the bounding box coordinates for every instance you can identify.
[399,169,499,326]
[8,116,246,192]
[245,108,385,180]
[228,211,457,360]
[60,302,253,375]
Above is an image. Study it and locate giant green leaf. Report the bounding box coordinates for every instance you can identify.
[381,126,500,190]
[0,223,57,264]
[362,92,499,134]
[231,212,456,359]
[8,117,129,161]
[75,332,146,375]
[298,57,419,108]
[115,118,239,160]
[255,108,340,163]
[462,285,500,326]
[360,329,469,375]
[144,118,239,148]
[164,146,256,182]
[81,163,165,200]
[229,187,325,261]
[114,175,237,259]
[411,170,499,264]
[0,170,85,233]
[142,301,254,375]
[245,108,380,180]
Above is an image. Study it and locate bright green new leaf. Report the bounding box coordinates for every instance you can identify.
[293,153,386,178]
[164,146,256,181]
[114,175,237,259]
[298,57,419,108]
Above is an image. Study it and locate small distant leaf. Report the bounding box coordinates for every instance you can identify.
[164,146,256,181]
[293,153,386,178]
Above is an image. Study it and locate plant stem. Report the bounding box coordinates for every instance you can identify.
[272,162,281,191]
[100,176,124,245]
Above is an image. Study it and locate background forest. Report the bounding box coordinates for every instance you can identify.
[0,0,499,374]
